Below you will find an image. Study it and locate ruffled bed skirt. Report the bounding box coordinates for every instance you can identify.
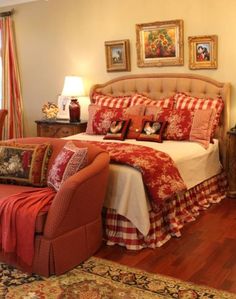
[104,172,227,250]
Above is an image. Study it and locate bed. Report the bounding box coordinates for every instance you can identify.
[65,73,230,250]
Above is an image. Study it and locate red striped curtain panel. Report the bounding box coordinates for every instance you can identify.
[0,15,23,139]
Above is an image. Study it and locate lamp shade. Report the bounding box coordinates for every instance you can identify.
[61,76,84,97]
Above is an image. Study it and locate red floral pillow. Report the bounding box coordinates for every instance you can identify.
[157,108,195,140]
[130,94,175,109]
[137,121,167,143]
[86,105,124,135]
[92,92,131,108]
[174,92,224,137]
[104,119,130,141]
[47,141,87,191]
[125,114,153,139]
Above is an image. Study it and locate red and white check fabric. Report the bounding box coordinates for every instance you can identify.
[174,93,224,136]
[104,172,227,250]
[92,92,131,108]
[130,94,175,109]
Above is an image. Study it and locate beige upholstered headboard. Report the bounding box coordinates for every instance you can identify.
[90,73,230,169]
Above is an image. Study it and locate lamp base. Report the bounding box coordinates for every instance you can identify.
[69,99,80,122]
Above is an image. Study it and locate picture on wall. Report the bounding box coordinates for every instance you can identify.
[188,35,218,69]
[105,39,131,72]
[136,19,184,67]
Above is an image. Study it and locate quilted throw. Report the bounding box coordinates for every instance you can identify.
[87,141,187,205]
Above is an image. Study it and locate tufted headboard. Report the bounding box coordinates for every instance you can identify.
[90,73,230,169]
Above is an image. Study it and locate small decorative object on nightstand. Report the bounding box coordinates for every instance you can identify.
[35,119,87,138]
[226,128,236,198]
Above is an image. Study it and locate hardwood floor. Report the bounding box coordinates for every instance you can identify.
[95,198,236,294]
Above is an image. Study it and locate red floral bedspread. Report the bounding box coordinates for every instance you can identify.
[86,141,187,205]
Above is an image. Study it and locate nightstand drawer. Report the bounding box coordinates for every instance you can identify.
[35,120,87,138]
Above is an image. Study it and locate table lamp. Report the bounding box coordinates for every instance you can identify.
[61,76,84,122]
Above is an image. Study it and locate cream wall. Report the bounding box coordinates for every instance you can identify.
[2,0,236,136]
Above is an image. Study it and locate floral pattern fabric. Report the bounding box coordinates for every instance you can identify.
[157,108,195,140]
[0,142,51,186]
[87,141,186,204]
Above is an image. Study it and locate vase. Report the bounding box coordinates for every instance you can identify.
[69,99,80,122]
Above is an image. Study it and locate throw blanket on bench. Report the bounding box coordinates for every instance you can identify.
[0,187,56,267]
[83,141,187,205]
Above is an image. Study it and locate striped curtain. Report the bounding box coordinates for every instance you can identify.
[0,15,23,139]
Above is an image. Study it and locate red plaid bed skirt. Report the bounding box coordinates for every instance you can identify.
[104,172,227,250]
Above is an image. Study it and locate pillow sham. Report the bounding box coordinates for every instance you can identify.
[125,114,153,139]
[86,104,124,135]
[47,141,88,191]
[137,121,167,143]
[156,108,195,140]
[86,104,145,135]
[103,119,130,141]
[0,142,51,186]
[92,92,131,108]
[174,92,224,137]
[130,94,175,109]
[189,109,215,149]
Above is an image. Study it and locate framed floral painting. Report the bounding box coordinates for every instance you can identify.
[105,39,131,72]
[188,35,218,69]
[136,19,184,67]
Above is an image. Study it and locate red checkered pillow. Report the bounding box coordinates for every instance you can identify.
[92,92,131,108]
[86,104,125,135]
[174,92,224,136]
[130,94,175,109]
[157,108,195,140]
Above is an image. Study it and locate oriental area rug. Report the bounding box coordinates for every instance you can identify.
[1,257,235,299]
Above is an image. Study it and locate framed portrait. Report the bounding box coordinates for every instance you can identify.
[188,35,218,69]
[105,39,131,72]
[136,19,184,67]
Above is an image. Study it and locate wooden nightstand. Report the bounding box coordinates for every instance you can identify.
[226,129,236,198]
[35,119,87,138]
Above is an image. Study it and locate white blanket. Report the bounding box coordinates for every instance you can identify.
[64,134,222,236]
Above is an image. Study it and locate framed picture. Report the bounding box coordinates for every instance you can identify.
[105,39,131,72]
[136,19,184,67]
[188,35,218,69]
[57,95,70,119]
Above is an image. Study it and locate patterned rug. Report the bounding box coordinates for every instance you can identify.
[1,257,235,298]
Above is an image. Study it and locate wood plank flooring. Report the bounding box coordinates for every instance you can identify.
[95,198,236,294]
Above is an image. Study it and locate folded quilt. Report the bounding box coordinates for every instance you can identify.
[0,187,56,267]
[82,141,187,205]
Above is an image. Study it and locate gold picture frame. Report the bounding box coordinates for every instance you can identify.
[136,19,184,67]
[105,39,131,72]
[188,35,218,69]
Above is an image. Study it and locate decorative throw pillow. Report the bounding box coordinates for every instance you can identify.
[92,92,131,108]
[103,119,130,141]
[189,109,215,149]
[0,142,52,186]
[86,104,124,135]
[156,108,195,140]
[124,104,146,116]
[125,114,153,139]
[174,92,224,137]
[47,141,88,191]
[130,94,175,109]
[137,121,167,143]
[145,105,162,118]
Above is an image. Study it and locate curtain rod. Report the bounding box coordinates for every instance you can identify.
[0,9,14,17]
